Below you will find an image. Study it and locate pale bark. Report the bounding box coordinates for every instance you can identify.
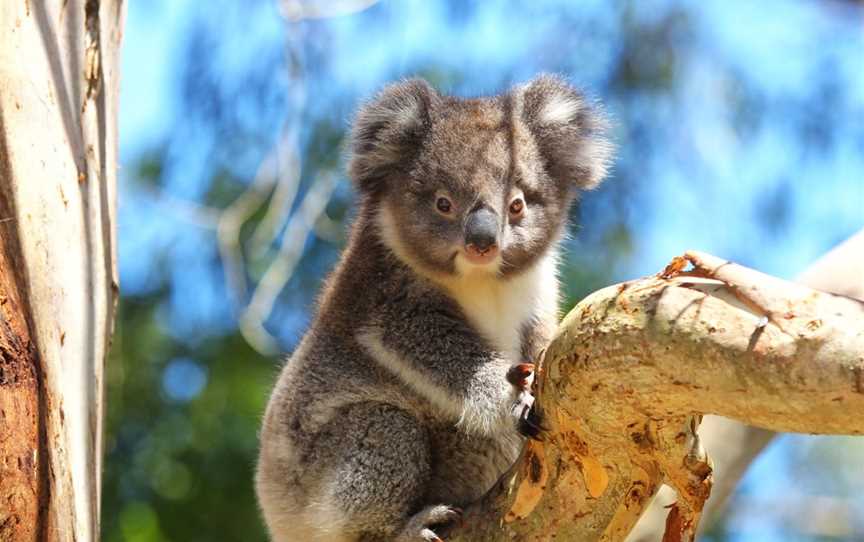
[628,229,864,541]
[0,1,123,540]
[449,250,864,541]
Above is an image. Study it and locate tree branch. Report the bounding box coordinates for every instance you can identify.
[448,251,864,541]
[629,228,864,541]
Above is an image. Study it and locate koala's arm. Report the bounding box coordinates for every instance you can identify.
[521,314,557,366]
[358,300,518,436]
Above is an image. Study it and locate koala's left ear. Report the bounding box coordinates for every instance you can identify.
[518,74,613,190]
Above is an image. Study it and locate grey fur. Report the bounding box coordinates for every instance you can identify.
[256,75,612,541]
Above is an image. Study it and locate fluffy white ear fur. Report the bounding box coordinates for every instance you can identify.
[519,74,613,190]
[537,92,583,125]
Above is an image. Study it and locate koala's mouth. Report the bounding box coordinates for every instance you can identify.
[460,244,500,267]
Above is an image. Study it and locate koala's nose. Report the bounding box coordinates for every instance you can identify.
[464,208,499,253]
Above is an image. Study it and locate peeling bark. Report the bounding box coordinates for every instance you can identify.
[448,251,864,541]
[0,182,43,542]
[0,1,123,540]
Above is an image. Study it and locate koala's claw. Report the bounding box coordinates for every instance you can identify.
[507,363,535,390]
[419,531,444,542]
[508,363,544,439]
[427,505,462,527]
[399,505,463,541]
[516,400,545,441]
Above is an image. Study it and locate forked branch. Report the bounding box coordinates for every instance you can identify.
[449,251,864,541]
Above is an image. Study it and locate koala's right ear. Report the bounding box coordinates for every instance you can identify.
[348,79,438,195]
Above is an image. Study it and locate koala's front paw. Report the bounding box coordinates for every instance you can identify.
[508,364,545,440]
[512,391,544,440]
[516,398,545,440]
[397,505,463,542]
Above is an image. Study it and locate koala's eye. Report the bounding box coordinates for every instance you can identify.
[509,197,525,218]
[436,196,453,214]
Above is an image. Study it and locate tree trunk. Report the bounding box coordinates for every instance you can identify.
[448,249,864,541]
[0,1,123,540]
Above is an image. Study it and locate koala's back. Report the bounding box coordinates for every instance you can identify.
[256,332,414,541]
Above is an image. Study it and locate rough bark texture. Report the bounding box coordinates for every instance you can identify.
[0,1,123,540]
[0,184,43,541]
[448,251,864,541]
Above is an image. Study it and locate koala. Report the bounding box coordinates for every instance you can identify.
[256,74,612,542]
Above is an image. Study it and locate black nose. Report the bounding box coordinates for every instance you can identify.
[465,208,498,251]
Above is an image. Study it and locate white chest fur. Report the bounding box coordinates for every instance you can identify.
[444,254,559,361]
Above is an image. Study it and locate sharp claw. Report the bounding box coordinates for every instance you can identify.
[518,419,542,440]
[420,506,463,540]
[449,507,464,527]
[517,403,546,440]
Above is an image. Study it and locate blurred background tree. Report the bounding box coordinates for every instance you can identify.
[104,1,864,541]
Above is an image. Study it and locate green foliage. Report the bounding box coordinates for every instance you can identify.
[104,297,272,541]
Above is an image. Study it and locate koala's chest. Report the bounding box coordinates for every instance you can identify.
[447,258,558,362]
[455,285,534,361]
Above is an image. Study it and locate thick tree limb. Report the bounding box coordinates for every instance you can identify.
[628,228,864,541]
[449,251,864,541]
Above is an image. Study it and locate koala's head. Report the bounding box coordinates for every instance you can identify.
[349,75,612,281]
